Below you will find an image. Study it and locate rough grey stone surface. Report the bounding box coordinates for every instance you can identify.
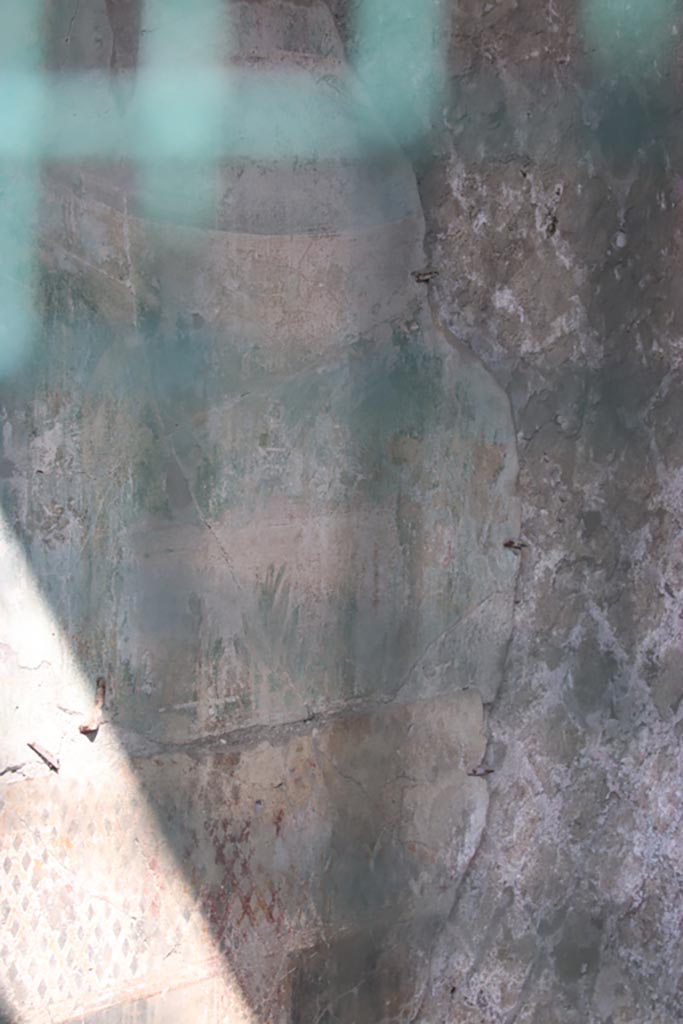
[403,3,683,1022]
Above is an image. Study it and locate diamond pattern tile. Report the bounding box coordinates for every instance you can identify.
[0,770,218,1022]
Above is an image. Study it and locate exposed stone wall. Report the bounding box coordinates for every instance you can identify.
[411,3,683,1022]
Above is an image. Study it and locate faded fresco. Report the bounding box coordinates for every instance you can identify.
[0,2,519,1021]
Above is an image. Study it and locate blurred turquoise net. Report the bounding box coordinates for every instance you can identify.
[0,0,445,376]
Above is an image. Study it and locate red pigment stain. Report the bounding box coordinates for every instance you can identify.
[273,809,284,836]
[256,890,274,923]
[237,889,255,927]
